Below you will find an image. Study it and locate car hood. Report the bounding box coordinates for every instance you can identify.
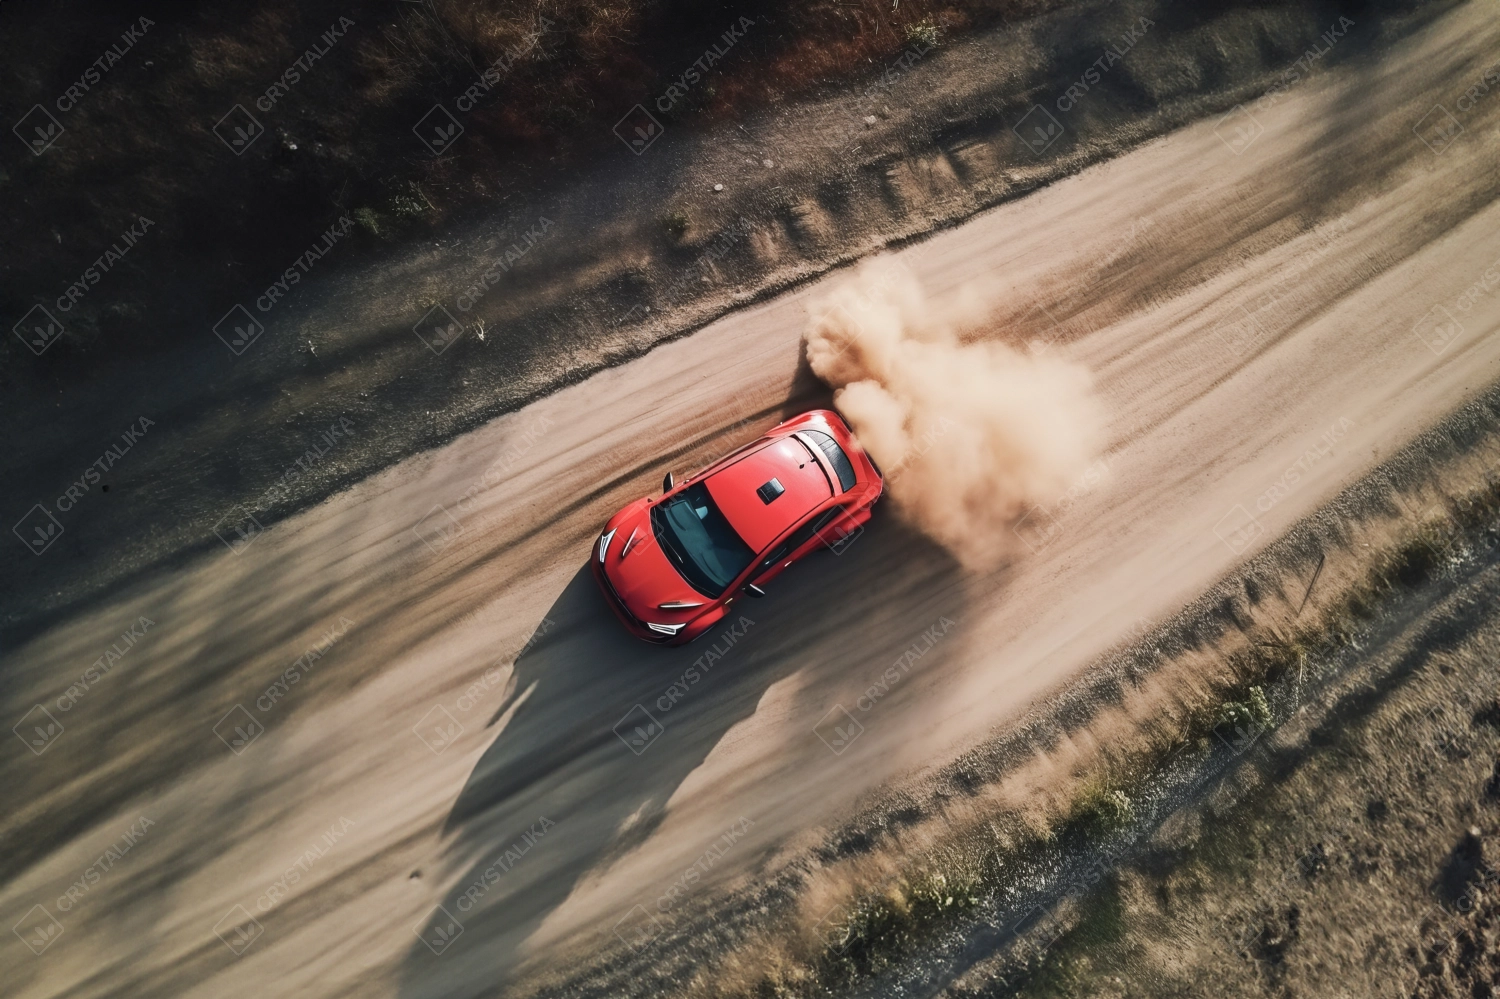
[599,501,712,623]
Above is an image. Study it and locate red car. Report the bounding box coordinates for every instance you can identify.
[592,409,883,645]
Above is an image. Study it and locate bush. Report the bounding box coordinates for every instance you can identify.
[1218,685,1272,731]
[906,19,942,47]
[661,211,691,240]
[1069,782,1136,837]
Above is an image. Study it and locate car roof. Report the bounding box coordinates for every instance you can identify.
[703,435,831,552]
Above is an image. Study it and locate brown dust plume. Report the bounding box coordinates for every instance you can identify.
[803,257,1106,569]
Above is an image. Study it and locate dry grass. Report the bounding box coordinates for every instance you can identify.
[581,397,1500,999]
[0,0,1060,378]
[986,550,1500,997]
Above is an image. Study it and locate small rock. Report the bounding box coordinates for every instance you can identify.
[713,183,724,192]
[863,115,877,126]
[763,158,774,168]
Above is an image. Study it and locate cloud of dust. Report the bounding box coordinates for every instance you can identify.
[803,257,1105,569]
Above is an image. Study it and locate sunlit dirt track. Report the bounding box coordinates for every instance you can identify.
[5,5,1500,997]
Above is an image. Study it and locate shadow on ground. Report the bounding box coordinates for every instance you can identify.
[398,506,966,995]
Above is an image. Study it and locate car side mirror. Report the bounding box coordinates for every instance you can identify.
[662,471,674,492]
[744,583,766,598]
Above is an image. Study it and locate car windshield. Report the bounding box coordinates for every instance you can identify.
[650,482,756,596]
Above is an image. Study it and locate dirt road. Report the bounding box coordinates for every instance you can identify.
[4,3,1499,996]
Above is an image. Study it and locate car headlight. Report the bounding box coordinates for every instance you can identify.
[646,622,685,637]
[597,528,617,563]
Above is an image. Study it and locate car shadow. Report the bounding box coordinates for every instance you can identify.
[396,509,966,994]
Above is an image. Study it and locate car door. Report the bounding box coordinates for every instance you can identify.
[750,506,844,585]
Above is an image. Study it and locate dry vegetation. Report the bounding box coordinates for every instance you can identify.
[530,391,1500,998]
[0,0,1060,377]
[967,537,1500,998]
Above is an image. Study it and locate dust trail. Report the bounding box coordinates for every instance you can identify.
[803,257,1105,569]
